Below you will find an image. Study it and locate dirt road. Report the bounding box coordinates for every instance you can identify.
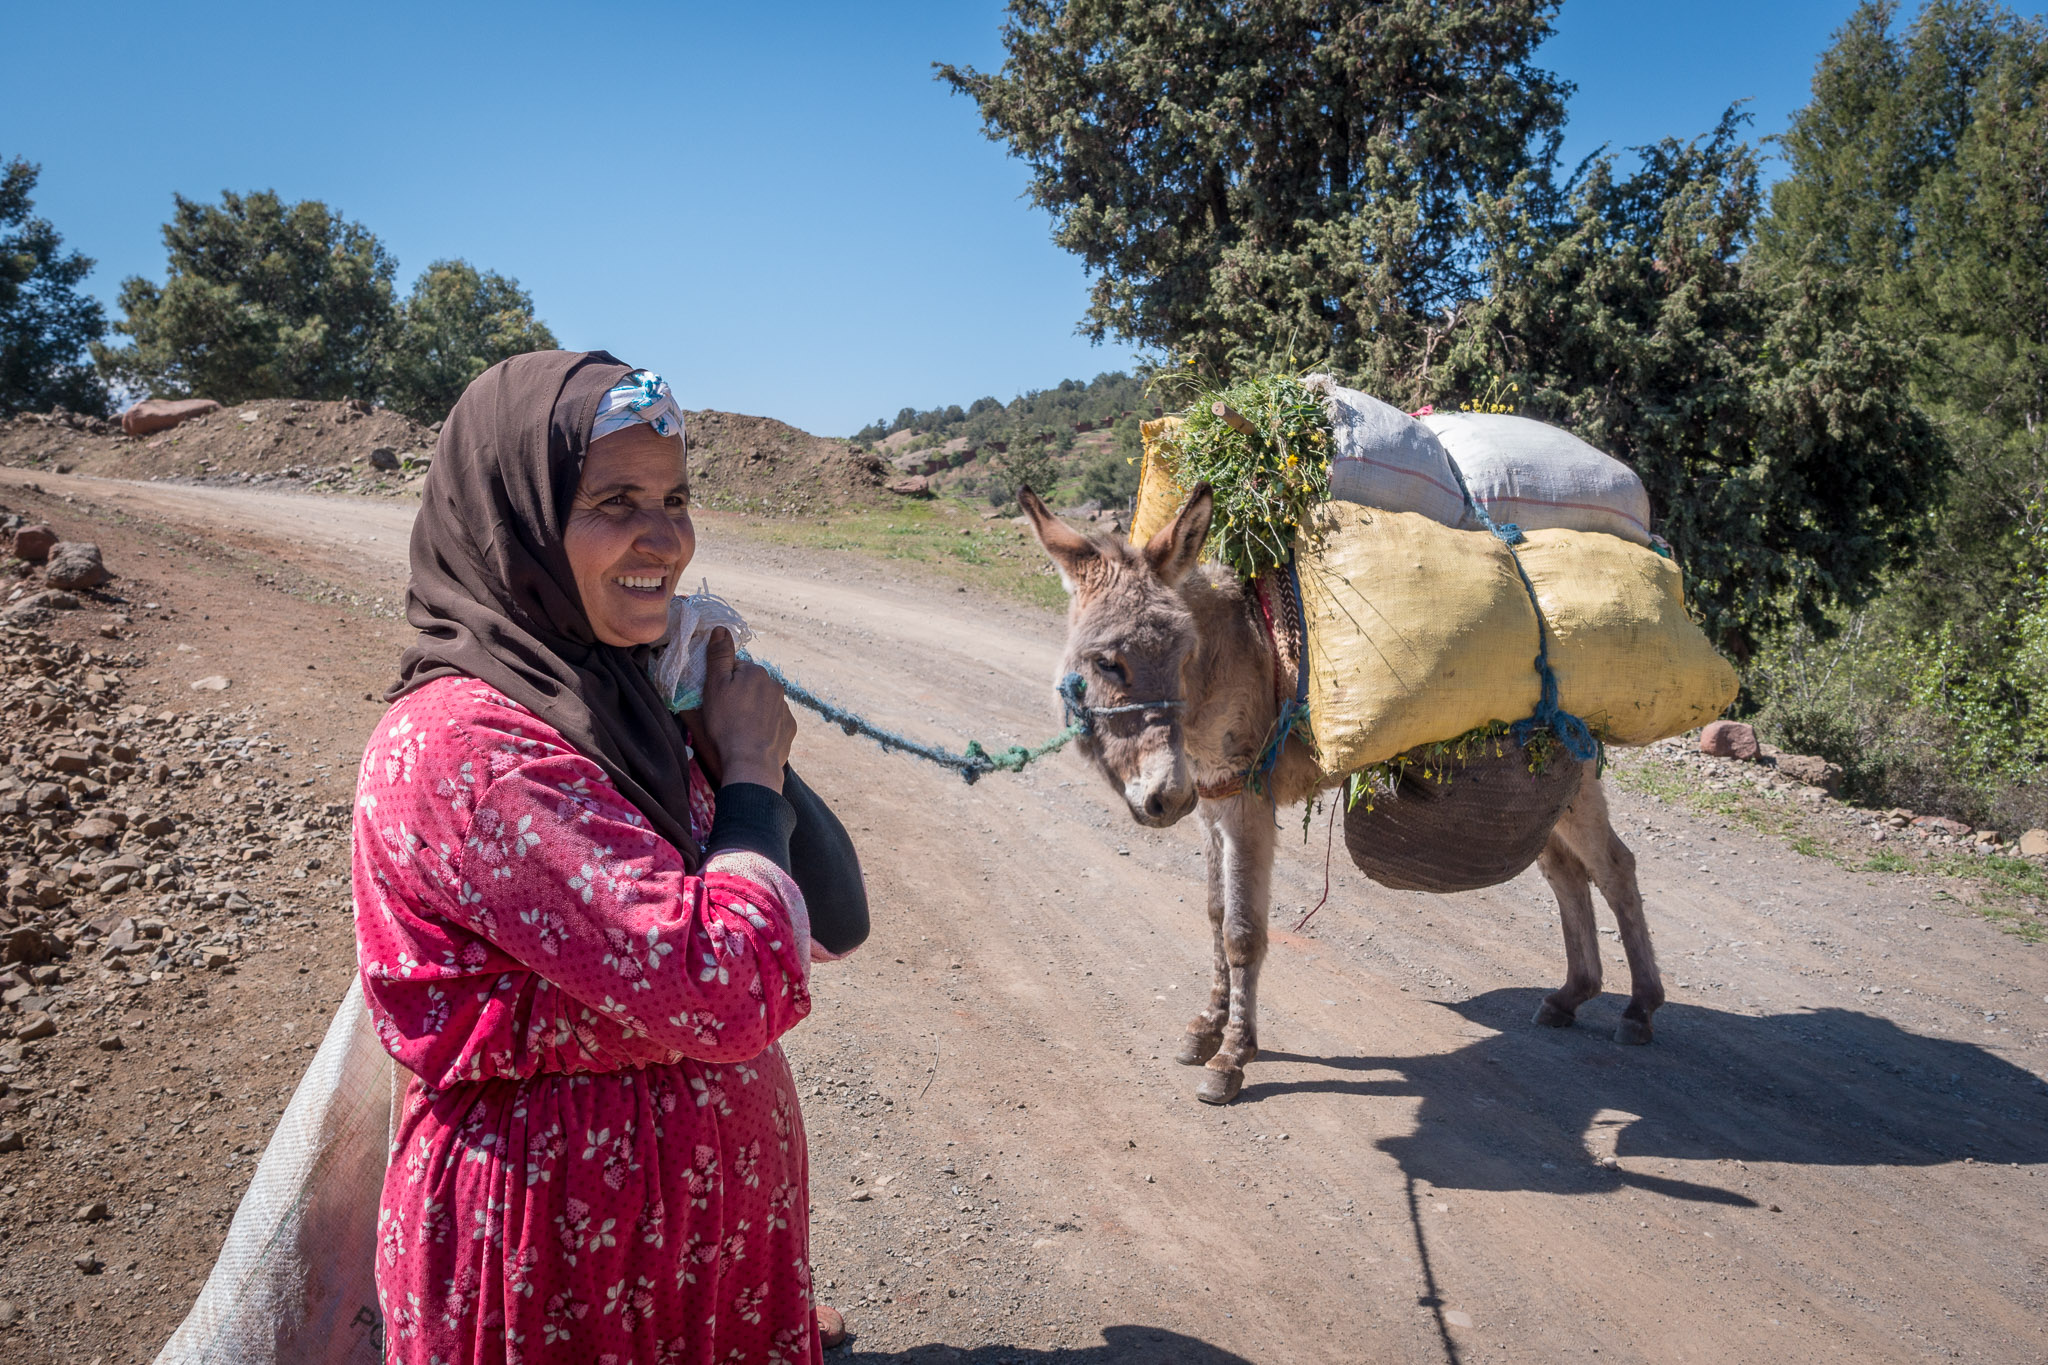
[10,470,2045,1365]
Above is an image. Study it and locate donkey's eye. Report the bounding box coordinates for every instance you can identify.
[1094,656,1126,683]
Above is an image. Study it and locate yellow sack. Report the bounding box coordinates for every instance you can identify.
[1298,504,1737,775]
[1514,528,1738,749]
[1130,417,1186,545]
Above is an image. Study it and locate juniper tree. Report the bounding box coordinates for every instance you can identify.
[0,158,108,417]
[95,189,398,403]
[939,0,1570,387]
[380,260,557,424]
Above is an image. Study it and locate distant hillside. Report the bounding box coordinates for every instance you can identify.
[852,371,1163,509]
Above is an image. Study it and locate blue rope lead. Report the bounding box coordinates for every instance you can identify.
[747,657,1090,785]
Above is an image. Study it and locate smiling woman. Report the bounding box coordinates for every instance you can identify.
[350,350,842,1364]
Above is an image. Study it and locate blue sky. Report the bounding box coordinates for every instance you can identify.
[6,1,1877,434]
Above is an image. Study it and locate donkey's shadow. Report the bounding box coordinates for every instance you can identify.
[1245,988,2048,1203]
[841,1325,1252,1364]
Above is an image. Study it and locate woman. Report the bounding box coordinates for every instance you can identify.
[354,350,835,1364]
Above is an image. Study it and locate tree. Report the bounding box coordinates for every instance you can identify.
[95,189,397,403]
[940,0,1570,387]
[0,158,108,417]
[1439,115,1946,653]
[380,260,557,423]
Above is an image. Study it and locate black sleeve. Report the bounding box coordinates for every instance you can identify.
[705,782,796,871]
[781,765,871,956]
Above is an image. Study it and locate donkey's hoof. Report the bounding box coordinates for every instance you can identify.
[1533,999,1577,1029]
[1194,1066,1243,1105]
[1614,1015,1655,1046]
[1176,1031,1223,1066]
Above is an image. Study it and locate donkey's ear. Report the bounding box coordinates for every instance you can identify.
[1143,483,1213,586]
[1019,485,1098,594]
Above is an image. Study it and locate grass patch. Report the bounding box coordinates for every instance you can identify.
[1861,850,1911,873]
[703,500,1069,611]
[1788,834,1837,861]
[1916,852,2048,942]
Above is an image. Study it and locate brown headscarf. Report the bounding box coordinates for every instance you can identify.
[391,349,702,867]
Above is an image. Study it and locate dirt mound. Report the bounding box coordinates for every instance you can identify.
[685,409,888,515]
[2,401,890,516]
[0,399,435,494]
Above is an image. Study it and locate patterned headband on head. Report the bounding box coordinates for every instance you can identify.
[590,369,686,443]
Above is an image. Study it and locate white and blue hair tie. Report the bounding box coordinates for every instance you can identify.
[590,369,686,442]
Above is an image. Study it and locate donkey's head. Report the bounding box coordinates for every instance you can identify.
[1020,483,1214,827]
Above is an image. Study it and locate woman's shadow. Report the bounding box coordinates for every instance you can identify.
[1244,988,2048,1203]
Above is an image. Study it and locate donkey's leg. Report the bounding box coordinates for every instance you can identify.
[1559,778,1664,1044]
[1176,806,1230,1066]
[1194,794,1274,1105]
[1534,830,1602,1029]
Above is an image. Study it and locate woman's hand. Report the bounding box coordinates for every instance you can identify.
[698,627,795,793]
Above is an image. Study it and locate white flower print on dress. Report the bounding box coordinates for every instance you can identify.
[541,1291,588,1345]
[383,713,423,786]
[719,1222,750,1274]
[601,923,673,989]
[682,1144,720,1210]
[436,759,477,816]
[517,905,570,956]
[468,806,539,878]
[690,1071,732,1115]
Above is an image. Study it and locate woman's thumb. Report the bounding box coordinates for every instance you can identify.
[704,627,735,672]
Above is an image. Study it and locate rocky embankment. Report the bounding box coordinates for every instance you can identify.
[0,502,357,1355]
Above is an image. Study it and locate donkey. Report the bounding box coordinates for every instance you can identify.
[1020,484,1664,1104]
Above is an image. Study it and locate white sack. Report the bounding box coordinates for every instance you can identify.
[651,583,753,713]
[1420,411,1654,546]
[1307,375,1471,529]
[153,979,394,1365]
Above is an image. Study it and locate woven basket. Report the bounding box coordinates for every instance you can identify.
[1343,738,1584,893]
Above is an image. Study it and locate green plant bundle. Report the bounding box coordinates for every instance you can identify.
[1153,372,1331,579]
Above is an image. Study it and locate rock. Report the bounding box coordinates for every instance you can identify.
[74,1250,102,1274]
[0,1130,22,1153]
[1775,754,1843,794]
[120,397,221,437]
[2019,829,2048,859]
[1699,720,1760,760]
[95,1034,122,1052]
[1913,815,1971,837]
[9,524,56,563]
[190,675,231,692]
[74,816,119,842]
[44,541,110,590]
[199,946,232,969]
[138,814,176,837]
[0,1299,15,1324]
[886,475,931,497]
[368,446,400,471]
[74,1199,109,1222]
[12,1011,55,1041]
[14,590,80,611]
[25,782,67,810]
[2,925,55,965]
[49,750,93,774]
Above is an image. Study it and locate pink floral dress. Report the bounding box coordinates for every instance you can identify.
[352,674,822,1365]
